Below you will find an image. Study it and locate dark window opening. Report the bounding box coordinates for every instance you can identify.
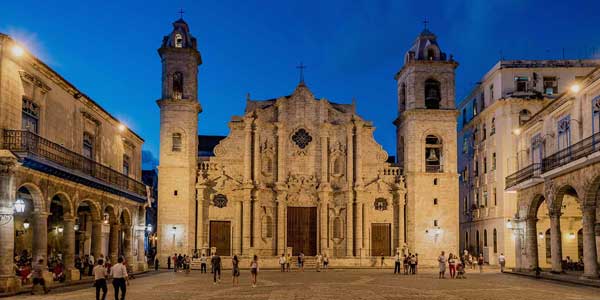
[424,79,441,109]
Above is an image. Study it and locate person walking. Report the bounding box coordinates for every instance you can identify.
[167,255,171,270]
[316,253,322,272]
[89,254,95,276]
[211,253,221,284]
[380,253,385,268]
[250,255,259,288]
[414,253,419,274]
[184,255,191,275]
[323,253,329,271]
[154,258,159,271]
[477,253,484,273]
[448,254,456,279]
[298,252,304,272]
[232,255,240,287]
[200,253,207,274]
[172,254,177,272]
[438,251,446,279]
[403,255,409,275]
[93,259,108,300]
[110,257,129,300]
[394,251,401,274]
[279,253,286,272]
[286,253,291,272]
[498,253,506,272]
[31,258,49,295]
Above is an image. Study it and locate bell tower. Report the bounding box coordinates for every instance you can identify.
[156,18,202,262]
[394,27,459,264]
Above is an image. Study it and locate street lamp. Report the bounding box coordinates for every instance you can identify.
[23,219,30,230]
[146,224,153,232]
[570,84,581,93]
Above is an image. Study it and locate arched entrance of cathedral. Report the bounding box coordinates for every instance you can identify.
[287,207,317,256]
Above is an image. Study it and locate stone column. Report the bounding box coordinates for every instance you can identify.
[242,193,251,255]
[275,121,286,183]
[233,200,242,256]
[109,223,120,263]
[137,228,145,263]
[276,193,286,255]
[320,132,328,183]
[355,196,363,256]
[196,185,206,250]
[91,220,103,258]
[62,216,76,277]
[32,211,49,262]
[582,205,598,278]
[354,121,363,186]
[525,217,539,270]
[252,124,260,183]
[0,156,18,293]
[319,189,330,255]
[243,122,253,182]
[514,228,523,271]
[549,211,563,273]
[346,126,354,257]
[252,194,260,250]
[397,189,405,250]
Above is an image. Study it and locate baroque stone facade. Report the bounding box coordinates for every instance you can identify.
[157,21,459,266]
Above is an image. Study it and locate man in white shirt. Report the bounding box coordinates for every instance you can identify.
[394,252,401,274]
[110,257,129,300]
[498,253,506,272]
[89,254,95,276]
[93,259,108,300]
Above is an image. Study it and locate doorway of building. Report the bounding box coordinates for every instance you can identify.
[287,207,317,256]
[209,221,231,256]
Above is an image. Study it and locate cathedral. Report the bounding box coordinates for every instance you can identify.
[157,19,459,266]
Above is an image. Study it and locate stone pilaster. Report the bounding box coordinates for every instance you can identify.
[582,206,598,278]
[318,186,331,255]
[233,200,242,256]
[196,184,206,250]
[0,155,18,293]
[243,121,253,182]
[32,211,49,262]
[123,225,133,265]
[275,122,286,183]
[242,189,252,255]
[136,228,145,262]
[346,126,354,257]
[549,211,563,273]
[525,217,539,269]
[109,223,120,263]
[276,190,287,255]
[355,189,364,257]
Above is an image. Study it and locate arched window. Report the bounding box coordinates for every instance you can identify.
[490,117,496,135]
[175,33,183,48]
[172,133,182,152]
[425,135,442,172]
[483,229,488,247]
[83,132,95,159]
[173,72,183,100]
[262,156,273,175]
[424,79,441,109]
[122,154,130,176]
[427,48,435,60]
[399,83,407,111]
[493,228,498,253]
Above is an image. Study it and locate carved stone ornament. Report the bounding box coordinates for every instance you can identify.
[0,157,18,176]
[0,214,13,226]
[213,194,228,208]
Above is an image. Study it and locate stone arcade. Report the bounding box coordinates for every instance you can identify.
[157,19,459,266]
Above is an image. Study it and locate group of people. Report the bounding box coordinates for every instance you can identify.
[437,250,501,279]
[168,253,192,273]
[393,252,419,275]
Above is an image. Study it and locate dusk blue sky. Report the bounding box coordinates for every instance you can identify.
[2,0,600,169]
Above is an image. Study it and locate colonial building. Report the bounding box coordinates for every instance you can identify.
[0,34,148,293]
[157,20,459,266]
[457,60,599,268]
[507,66,600,277]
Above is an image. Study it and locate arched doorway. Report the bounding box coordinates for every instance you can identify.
[14,187,34,266]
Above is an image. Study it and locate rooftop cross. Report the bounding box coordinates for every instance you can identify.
[423,18,429,30]
[296,62,307,84]
[178,8,185,19]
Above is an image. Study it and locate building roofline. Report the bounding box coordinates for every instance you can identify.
[1,33,145,142]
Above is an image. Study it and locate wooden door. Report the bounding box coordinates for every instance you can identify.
[210,221,231,256]
[287,207,317,256]
[371,223,391,256]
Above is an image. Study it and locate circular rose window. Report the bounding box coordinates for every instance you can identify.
[213,194,228,208]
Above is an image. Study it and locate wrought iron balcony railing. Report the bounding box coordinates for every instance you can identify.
[505,163,541,189]
[542,131,600,173]
[3,130,146,198]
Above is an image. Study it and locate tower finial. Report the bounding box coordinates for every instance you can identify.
[423,17,429,30]
[296,62,307,84]
[178,8,185,19]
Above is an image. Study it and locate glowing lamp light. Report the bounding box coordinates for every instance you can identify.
[118,124,126,132]
[506,219,513,229]
[11,45,24,57]
[74,223,80,231]
[14,199,26,213]
[57,226,64,233]
[146,224,153,232]
[538,232,543,239]
[570,84,581,93]
[23,219,30,230]
[512,128,521,136]
[568,232,575,239]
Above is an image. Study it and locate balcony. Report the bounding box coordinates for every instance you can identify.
[505,163,541,189]
[3,130,146,202]
[542,131,600,173]
[426,164,443,173]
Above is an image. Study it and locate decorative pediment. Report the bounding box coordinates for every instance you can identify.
[286,173,318,203]
[365,174,392,193]
[19,70,51,93]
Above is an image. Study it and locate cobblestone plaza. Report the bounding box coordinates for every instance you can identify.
[11,269,600,300]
